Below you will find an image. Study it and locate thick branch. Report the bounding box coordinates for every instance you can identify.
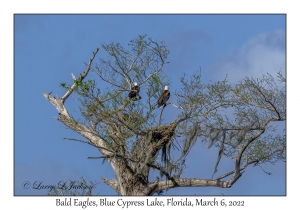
[44,88,126,187]
[58,114,110,156]
[101,177,119,193]
[147,178,229,195]
[43,94,69,116]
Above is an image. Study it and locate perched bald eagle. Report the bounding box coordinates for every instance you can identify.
[128,82,141,100]
[157,86,170,107]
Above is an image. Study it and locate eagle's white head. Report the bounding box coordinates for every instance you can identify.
[133,82,138,86]
[164,86,169,90]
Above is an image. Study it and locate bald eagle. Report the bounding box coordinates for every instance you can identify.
[157,86,170,107]
[128,82,141,100]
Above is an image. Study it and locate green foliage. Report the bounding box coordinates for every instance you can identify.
[60,82,67,88]
[277,70,286,83]
[177,70,285,172]
[60,79,97,95]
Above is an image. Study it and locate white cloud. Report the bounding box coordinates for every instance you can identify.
[214,30,285,82]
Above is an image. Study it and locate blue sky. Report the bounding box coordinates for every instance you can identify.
[14,14,286,196]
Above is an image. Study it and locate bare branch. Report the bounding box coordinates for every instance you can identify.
[61,48,100,102]
[148,178,229,195]
[166,101,183,109]
[158,105,166,126]
[216,160,259,180]
[101,177,119,193]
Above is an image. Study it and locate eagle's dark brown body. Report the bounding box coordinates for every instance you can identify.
[128,83,141,100]
[157,88,170,107]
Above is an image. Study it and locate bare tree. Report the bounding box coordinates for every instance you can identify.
[43,35,286,196]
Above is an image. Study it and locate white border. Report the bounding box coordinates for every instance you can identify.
[3,1,296,209]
